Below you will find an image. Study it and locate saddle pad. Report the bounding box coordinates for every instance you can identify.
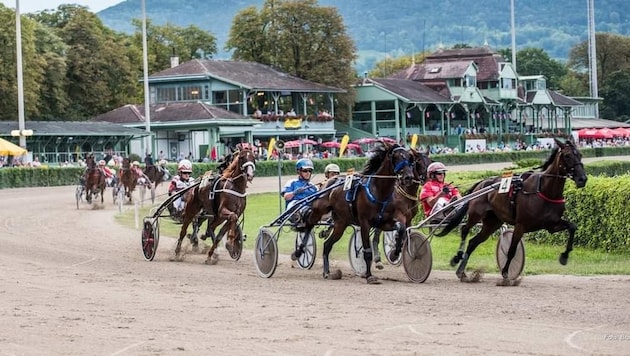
[199,171,215,189]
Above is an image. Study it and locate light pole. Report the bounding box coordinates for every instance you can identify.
[15,0,27,148]
[142,0,152,154]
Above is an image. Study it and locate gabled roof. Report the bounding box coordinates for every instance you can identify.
[91,102,257,125]
[362,78,452,103]
[523,90,583,107]
[149,59,345,93]
[390,60,474,81]
[0,121,148,137]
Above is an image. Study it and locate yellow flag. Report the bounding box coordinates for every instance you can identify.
[410,134,418,149]
[339,134,350,157]
[267,138,276,160]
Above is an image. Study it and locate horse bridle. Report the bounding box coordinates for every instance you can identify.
[557,144,584,180]
[390,146,411,175]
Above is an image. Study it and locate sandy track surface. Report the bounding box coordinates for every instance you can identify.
[1,158,629,355]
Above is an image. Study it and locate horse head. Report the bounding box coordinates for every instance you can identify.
[410,146,432,185]
[223,148,256,183]
[388,144,414,187]
[554,138,587,188]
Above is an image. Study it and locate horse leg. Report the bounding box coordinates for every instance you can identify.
[361,222,380,284]
[173,216,194,260]
[205,220,224,265]
[387,221,405,263]
[222,213,239,258]
[372,229,383,270]
[322,223,346,280]
[457,219,501,282]
[450,223,472,267]
[557,220,577,266]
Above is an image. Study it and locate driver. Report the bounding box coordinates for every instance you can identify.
[419,161,462,223]
[98,159,116,187]
[167,159,195,220]
[281,158,318,227]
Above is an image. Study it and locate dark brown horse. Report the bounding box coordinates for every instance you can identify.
[143,161,170,190]
[372,147,432,268]
[118,158,139,203]
[300,142,415,284]
[84,154,106,204]
[437,138,588,285]
[173,148,256,264]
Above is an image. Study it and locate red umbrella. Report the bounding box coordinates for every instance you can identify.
[321,141,340,148]
[301,139,319,145]
[353,137,377,144]
[379,137,397,144]
[611,127,630,137]
[283,140,301,148]
[596,128,614,139]
[577,128,601,139]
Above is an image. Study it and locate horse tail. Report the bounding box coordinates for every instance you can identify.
[433,179,483,237]
[434,201,469,237]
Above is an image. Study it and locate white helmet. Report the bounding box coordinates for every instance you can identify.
[178,159,193,173]
[132,161,140,167]
[324,163,340,174]
[427,162,447,177]
[98,159,106,166]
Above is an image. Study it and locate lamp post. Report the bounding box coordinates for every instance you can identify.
[141,0,152,154]
[15,0,27,148]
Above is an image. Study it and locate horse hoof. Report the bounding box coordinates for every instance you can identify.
[375,261,384,270]
[450,256,459,267]
[329,269,342,280]
[388,251,400,263]
[559,253,568,265]
[366,275,381,284]
[205,258,218,265]
[496,278,511,286]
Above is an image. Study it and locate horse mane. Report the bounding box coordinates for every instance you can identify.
[537,145,561,171]
[361,142,390,175]
[221,150,240,178]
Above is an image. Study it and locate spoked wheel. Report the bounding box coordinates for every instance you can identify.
[254,228,278,278]
[116,186,124,212]
[150,184,156,204]
[75,185,83,209]
[295,229,316,269]
[141,218,160,261]
[138,183,146,206]
[495,229,525,279]
[348,227,367,277]
[382,230,403,266]
[402,231,433,283]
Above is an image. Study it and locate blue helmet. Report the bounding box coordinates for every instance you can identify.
[296,158,314,171]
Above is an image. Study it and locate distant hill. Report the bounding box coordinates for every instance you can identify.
[97,0,630,74]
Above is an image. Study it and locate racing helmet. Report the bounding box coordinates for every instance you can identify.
[98,159,106,166]
[324,163,340,174]
[427,162,447,178]
[132,161,140,167]
[178,159,193,173]
[296,158,314,171]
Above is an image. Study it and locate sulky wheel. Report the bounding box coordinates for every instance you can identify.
[402,231,433,283]
[348,228,367,277]
[295,229,316,269]
[75,185,83,209]
[495,229,525,280]
[382,230,402,266]
[254,228,278,278]
[141,217,160,261]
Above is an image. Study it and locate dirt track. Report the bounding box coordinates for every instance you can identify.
[1,159,629,355]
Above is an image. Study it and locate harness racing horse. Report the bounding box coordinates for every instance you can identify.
[143,162,169,190]
[118,158,138,203]
[84,155,106,205]
[300,142,415,284]
[437,138,588,286]
[173,148,256,264]
[372,147,432,269]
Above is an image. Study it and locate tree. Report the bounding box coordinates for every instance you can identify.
[515,48,567,90]
[600,68,630,121]
[131,20,217,74]
[227,0,357,120]
[368,52,427,78]
[567,32,630,90]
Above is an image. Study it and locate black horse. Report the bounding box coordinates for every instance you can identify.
[436,138,587,286]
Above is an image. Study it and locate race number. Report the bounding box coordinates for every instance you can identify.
[498,176,512,194]
[343,170,354,191]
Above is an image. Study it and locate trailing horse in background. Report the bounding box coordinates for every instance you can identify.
[436,138,587,286]
[118,158,138,203]
[84,154,106,205]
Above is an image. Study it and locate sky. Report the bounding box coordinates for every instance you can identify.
[0,0,122,14]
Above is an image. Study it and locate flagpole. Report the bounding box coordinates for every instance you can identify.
[142,0,152,154]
